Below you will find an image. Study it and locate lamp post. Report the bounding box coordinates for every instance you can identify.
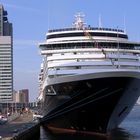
[6,97,8,117]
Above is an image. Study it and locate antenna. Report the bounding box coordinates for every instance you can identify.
[98,14,102,28]
[47,0,51,30]
[123,15,126,33]
[47,9,50,30]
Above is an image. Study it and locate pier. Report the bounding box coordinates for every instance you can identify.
[0,111,40,140]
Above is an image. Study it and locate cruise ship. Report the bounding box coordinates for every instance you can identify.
[38,14,140,133]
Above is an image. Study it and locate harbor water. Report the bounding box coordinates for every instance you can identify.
[39,105,140,140]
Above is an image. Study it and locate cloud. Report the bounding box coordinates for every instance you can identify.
[13,39,42,46]
[3,3,40,13]
[14,67,39,74]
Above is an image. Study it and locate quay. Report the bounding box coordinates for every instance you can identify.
[0,112,40,140]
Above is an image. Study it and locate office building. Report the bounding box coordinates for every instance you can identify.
[13,89,29,103]
[0,4,13,102]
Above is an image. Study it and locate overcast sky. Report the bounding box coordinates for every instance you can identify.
[0,0,140,101]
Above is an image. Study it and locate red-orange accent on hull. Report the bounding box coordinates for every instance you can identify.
[47,125,109,138]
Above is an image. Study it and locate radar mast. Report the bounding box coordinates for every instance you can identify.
[73,13,86,29]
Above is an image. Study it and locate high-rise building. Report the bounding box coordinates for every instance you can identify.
[0,4,13,102]
[19,89,29,103]
[13,89,29,103]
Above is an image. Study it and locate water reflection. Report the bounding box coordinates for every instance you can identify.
[109,128,133,140]
[40,126,134,140]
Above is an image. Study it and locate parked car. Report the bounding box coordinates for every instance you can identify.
[0,115,8,124]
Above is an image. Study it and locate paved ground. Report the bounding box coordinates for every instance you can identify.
[0,112,35,138]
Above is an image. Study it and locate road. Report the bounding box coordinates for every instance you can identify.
[0,112,34,139]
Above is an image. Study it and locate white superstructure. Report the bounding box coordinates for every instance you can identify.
[39,14,140,98]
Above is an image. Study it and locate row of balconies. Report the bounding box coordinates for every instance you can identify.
[44,50,140,77]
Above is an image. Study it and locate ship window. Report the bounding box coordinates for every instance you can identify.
[48,75,54,78]
[47,32,128,39]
